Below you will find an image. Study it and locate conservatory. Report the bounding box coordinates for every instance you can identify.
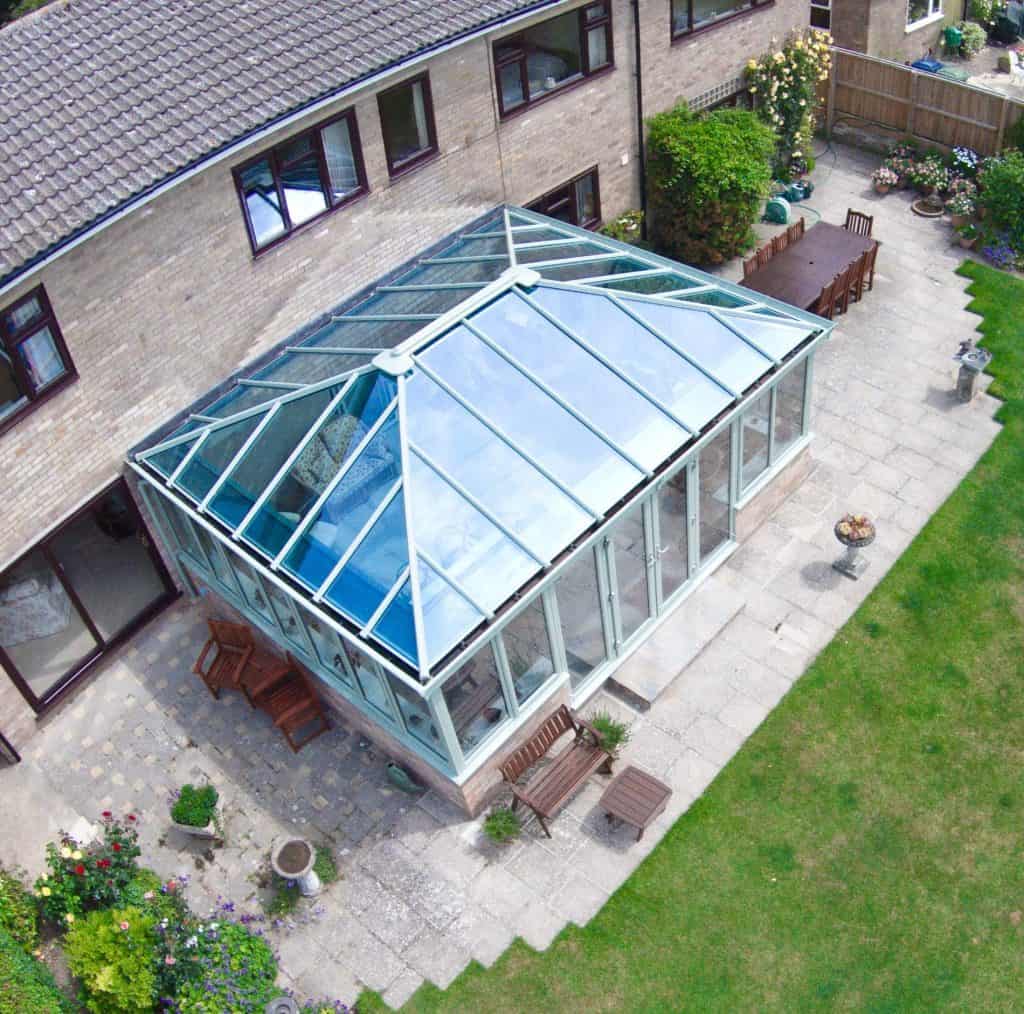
[131,207,832,810]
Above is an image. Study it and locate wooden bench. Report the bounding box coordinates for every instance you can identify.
[499,705,612,837]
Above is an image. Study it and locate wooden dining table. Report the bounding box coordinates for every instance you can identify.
[739,222,876,311]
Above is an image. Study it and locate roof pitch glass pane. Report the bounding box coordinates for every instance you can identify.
[418,558,484,666]
[303,318,422,350]
[717,312,814,360]
[208,386,338,529]
[418,320,643,514]
[471,292,686,471]
[282,409,402,590]
[407,453,537,614]
[593,273,697,295]
[405,376,590,562]
[175,413,263,503]
[670,289,752,309]
[516,242,606,264]
[253,352,366,386]
[622,297,774,394]
[529,285,733,431]
[146,435,199,478]
[324,490,409,624]
[241,373,395,558]
[442,235,509,255]
[371,578,417,665]
[350,290,449,317]
[206,384,283,419]
[397,259,508,286]
[537,256,650,281]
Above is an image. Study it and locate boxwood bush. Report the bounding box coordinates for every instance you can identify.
[647,104,775,266]
[0,926,72,1013]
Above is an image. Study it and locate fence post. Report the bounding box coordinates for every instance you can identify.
[996,95,1009,153]
[827,61,837,138]
[906,71,917,137]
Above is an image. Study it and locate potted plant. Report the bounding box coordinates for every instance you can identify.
[871,166,899,195]
[946,191,976,228]
[590,711,632,758]
[482,807,521,845]
[956,222,979,249]
[170,783,219,839]
[909,156,949,196]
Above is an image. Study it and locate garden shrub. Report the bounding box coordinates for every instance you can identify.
[958,20,988,56]
[599,209,644,245]
[170,784,218,828]
[0,926,72,1013]
[646,104,775,266]
[0,869,37,952]
[64,906,157,1014]
[35,814,141,926]
[978,149,1024,255]
[969,0,998,23]
[173,922,277,1013]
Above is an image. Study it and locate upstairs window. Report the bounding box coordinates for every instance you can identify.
[907,0,941,25]
[810,0,831,28]
[0,286,75,433]
[234,108,367,254]
[495,3,613,117]
[378,74,439,177]
[671,0,771,37]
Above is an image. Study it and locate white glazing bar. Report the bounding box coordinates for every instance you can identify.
[516,289,695,435]
[198,402,281,512]
[420,254,510,264]
[707,309,780,364]
[312,477,404,602]
[271,397,399,568]
[189,413,218,423]
[236,379,304,390]
[231,377,358,539]
[427,690,466,774]
[167,431,210,486]
[577,268,671,284]
[360,564,411,636]
[396,378,431,679]
[413,362,600,520]
[464,319,650,476]
[408,443,548,565]
[491,636,520,719]
[283,345,384,355]
[515,237,604,251]
[418,548,494,619]
[377,283,481,292]
[503,207,517,268]
[525,253,618,269]
[605,292,740,399]
[662,287,718,299]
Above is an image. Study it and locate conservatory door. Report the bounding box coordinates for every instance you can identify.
[605,502,655,653]
[554,546,612,691]
[654,464,692,607]
[697,426,733,561]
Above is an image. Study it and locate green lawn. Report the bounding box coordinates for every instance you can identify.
[360,261,1024,1013]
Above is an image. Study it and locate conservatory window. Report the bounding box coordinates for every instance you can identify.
[773,359,809,457]
[441,642,510,755]
[500,598,556,707]
[0,286,75,434]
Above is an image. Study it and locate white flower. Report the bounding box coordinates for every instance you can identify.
[185,935,198,949]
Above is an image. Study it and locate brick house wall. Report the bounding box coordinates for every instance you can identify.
[832,0,966,63]
[0,0,808,746]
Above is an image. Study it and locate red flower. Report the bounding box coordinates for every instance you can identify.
[74,865,85,876]
[165,880,176,892]
[96,859,111,869]
[101,811,112,819]
[112,843,121,852]
[127,814,136,822]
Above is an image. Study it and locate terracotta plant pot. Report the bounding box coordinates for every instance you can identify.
[959,235,977,249]
[898,176,911,189]
[919,185,936,197]
[873,182,891,195]
[949,213,969,228]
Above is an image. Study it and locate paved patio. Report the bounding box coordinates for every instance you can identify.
[0,141,1004,1009]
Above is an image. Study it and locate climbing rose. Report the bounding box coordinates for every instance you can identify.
[74,865,85,876]
[112,843,121,852]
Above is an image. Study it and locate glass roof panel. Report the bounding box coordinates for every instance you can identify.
[622,297,774,394]
[593,273,697,295]
[466,211,505,234]
[175,413,263,503]
[405,376,590,562]
[440,234,509,255]
[530,285,733,431]
[241,373,395,558]
[516,241,606,264]
[208,386,338,530]
[282,409,402,590]
[407,453,537,613]
[350,289,451,317]
[396,259,508,286]
[536,256,650,281]
[669,289,752,309]
[371,578,417,665]
[717,312,814,360]
[324,491,409,624]
[254,352,365,386]
[303,318,421,350]
[419,321,643,513]
[472,293,685,471]
[418,557,485,666]
[146,435,199,479]
[206,384,282,419]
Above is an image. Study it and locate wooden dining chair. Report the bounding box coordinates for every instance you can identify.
[192,619,254,700]
[772,231,789,255]
[756,244,772,269]
[862,240,879,293]
[848,251,869,304]
[835,263,857,315]
[814,278,838,320]
[844,209,873,237]
[742,254,758,279]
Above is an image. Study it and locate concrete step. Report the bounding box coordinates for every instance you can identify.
[607,574,746,711]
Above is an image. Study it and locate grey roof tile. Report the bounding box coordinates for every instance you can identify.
[0,0,560,282]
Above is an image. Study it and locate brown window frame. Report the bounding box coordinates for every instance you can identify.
[0,285,76,437]
[494,2,614,119]
[377,72,440,179]
[670,0,774,40]
[527,167,602,229]
[233,107,368,257]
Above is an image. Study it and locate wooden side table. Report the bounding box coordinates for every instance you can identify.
[599,765,672,842]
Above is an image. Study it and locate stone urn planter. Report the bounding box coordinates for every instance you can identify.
[833,514,875,580]
[170,784,219,840]
[271,837,320,897]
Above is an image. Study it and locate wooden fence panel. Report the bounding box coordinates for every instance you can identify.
[826,46,1024,156]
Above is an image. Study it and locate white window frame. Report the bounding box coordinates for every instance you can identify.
[906,0,942,31]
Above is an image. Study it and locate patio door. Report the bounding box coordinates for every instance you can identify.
[0,479,177,712]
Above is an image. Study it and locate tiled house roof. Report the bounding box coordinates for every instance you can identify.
[0,0,561,285]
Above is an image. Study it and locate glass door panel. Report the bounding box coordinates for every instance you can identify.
[657,468,689,603]
[0,548,100,702]
[698,428,733,561]
[609,505,651,646]
[554,548,610,689]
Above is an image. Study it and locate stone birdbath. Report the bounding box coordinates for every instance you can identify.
[271,838,320,897]
[833,513,875,580]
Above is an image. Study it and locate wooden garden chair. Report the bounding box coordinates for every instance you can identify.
[835,263,858,315]
[742,254,758,279]
[192,619,254,700]
[814,277,839,320]
[254,653,330,753]
[861,240,879,294]
[848,250,869,304]
[844,209,873,237]
[772,230,789,255]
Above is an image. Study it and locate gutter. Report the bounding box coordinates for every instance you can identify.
[0,0,570,299]
[632,0,648,240]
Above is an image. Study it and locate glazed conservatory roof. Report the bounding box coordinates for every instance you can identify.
[135,208,827,680]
